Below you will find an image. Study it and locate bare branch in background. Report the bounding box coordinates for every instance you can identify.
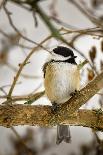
[0,0,5,9]
[68,0,103,29]
[0,29,33,49]
[3,3,51,53]
[6,62,41,79]
[1,90,45,104]
[10,127,34,155]
[32,9,38,27]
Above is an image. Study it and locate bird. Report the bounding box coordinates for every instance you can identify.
[43,46,80,144]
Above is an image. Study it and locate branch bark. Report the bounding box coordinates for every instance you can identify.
[0,71,103,128]
[0,105,103,130]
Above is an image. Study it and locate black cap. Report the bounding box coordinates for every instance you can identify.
[53,46,74,57]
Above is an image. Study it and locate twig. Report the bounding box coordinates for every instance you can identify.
[6,62,41,79]
[62,29,103,39]
[0,29,33,49]
[2,91,45,104]
[10,127,34,155]
[9,0,31,11]
[24,90,45,104]
[0,88,7,95]
[77,60,88,70]
[32,10,38,27]
[50,16,78,30]
[61,26,102,34]
[0,0,5,9]
[3,4,37,45]
[0,82,22,95]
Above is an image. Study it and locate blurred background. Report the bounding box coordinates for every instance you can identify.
[0,0,103,154]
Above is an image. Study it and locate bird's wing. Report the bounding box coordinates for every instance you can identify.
[42,61,49,78]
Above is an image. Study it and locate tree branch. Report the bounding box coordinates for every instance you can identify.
[0,106,103,130]
[0,71,103,128]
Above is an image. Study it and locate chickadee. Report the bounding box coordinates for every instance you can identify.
[43,46,80,144]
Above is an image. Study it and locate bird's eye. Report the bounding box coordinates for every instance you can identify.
[73,56,77,58]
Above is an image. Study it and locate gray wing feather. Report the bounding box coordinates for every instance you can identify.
[42,62,49,78]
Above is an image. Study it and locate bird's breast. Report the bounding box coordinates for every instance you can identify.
[44,62,80,104]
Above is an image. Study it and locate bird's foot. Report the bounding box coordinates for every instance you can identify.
[51,102,59,113]
[70,90,79,97]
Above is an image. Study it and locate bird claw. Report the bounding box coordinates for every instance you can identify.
[51,102,59,113]
[70,90,79,97]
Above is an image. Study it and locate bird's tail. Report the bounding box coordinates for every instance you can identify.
[56,125,71,145]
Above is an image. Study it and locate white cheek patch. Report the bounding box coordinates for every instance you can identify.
[51,53,72,61]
